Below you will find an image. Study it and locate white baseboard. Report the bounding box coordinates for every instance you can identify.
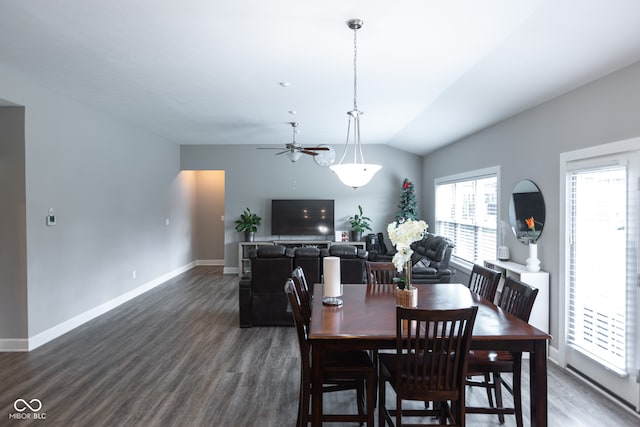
[195,259,224,266]
[224,266,240,275]
[0,262,197,352]
[548,345,562,366]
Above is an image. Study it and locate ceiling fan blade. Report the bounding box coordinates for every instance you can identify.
[301,150,319,156]
[302,147,329,151]
[275,150,289,155]
[257,147,285,150]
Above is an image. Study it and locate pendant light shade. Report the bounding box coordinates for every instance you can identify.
[330,162,382,188]
[330,19,381,189]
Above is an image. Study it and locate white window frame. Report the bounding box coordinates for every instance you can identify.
[557,136,640,366]
[434,166,500,274]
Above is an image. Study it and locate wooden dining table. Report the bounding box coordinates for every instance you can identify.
[309,283,552,427]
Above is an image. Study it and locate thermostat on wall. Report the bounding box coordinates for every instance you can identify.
[47,208,56,226]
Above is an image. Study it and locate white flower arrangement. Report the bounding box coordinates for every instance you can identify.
[387,219,429,288]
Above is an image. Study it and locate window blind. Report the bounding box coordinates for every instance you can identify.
[567,164,630,373]
[435,175,497,265]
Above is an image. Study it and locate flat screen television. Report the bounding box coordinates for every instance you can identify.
[271,199,335,236]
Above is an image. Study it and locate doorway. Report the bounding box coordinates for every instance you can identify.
[190,170,225,264]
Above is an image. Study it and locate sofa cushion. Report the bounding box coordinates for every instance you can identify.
[294,247,321,257]
[329,245,368,259]
[412,235,452,263]
[411,259,438,276]
[250,244,294,258]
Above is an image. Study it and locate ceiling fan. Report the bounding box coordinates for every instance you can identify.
[257,122,331,163]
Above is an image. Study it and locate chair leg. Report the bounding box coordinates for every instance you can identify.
[366,371,375,426]
[356,380,365,418]
[396,392,402,427]
[379,374,387,426]
[484,372,495,409]
[296,387,302,427]
[513,358,524,427]
[371,349,379,408]
[299,376,307,427]
[493,372,506,424]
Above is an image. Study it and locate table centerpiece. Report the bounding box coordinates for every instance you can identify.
[387,218,428,307]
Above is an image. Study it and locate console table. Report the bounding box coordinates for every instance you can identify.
[484,259,549,333]
[238,240,366,277]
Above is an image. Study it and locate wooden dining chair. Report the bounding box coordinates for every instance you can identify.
[366,261,400,286]
[378,305,478,427]
[466,264,501,303]
[465,276,539,427]
[284,279,376,426]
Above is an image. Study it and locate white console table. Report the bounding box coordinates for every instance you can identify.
[483,259,549,334]
[238,240,366,277]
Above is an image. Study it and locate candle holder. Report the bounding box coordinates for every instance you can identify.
[323,284,343,306]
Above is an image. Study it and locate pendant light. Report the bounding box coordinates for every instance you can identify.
[330,19,381,189]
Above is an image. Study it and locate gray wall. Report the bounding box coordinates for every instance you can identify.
[421,59,640,353]
[0,106,28,338]
[181,144,423,270]
[0,64,194,339]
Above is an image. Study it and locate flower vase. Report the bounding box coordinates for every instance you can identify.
[396,261,417,307]
[526,243,541,272]
[396,287,418,308]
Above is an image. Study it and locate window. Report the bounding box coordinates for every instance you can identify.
[559,141,640,408]
[435,168,498,265]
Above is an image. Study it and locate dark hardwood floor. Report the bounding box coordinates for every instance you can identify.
[1,266,638,426]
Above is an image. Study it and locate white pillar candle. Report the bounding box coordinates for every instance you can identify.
[323,256,341,297]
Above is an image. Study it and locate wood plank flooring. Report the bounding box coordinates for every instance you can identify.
[1,266,638,426]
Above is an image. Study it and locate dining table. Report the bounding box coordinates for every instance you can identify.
[308,283,552,427]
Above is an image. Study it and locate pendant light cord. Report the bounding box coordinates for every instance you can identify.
[353,25,358,112]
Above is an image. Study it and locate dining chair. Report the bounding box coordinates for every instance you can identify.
[378,305,478,427]
[465,276,539,427]
[466,264,501,303]
[284,279,376,426]
[366,261,399,286]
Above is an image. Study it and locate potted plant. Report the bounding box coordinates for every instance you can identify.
[235,208,262,242]
[348,205,372,242]
[387,219,428,307]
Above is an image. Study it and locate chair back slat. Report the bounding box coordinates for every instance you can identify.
[467,264,501,302]
[395,306,477,401]
[366,261,399,286]
[498,276,539,322]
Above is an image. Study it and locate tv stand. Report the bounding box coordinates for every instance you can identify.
[238,240,366,277]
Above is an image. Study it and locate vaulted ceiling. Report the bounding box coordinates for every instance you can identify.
[2,1,640,155]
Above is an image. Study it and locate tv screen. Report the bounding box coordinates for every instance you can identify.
[271,199,335,236]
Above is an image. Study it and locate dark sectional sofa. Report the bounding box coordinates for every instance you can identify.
[239,244,368,328]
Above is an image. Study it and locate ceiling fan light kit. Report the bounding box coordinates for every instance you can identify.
[330,18,381,189]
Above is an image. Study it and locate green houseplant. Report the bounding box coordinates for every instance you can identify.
[235,208,262,242]
[348,205,372,242]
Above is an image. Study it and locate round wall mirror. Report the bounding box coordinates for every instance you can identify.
[508,179,545,244]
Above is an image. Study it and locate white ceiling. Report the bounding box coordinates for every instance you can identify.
[2,0,640,155]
